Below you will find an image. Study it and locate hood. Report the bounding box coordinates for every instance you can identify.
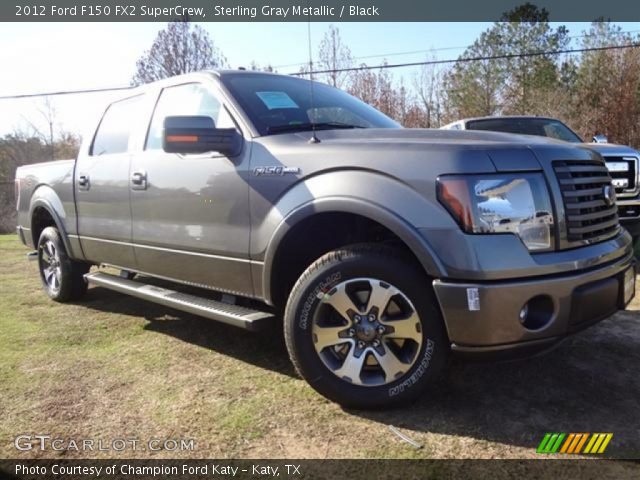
[285,127,569,147]
[583,142,639,158]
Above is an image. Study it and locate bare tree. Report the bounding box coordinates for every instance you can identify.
[21,96,57,160]
[414,55,447,127]
[131,18,227,85]
[317,25,353,88]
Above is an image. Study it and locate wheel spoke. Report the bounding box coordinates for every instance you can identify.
[322,283,360,322]
[314,325,351,350]
[44,268,54,284]
[373,347,407,383]
[334,347,367,384]
[366,280,397,315]
[383,312,421,342]
[45,242,55,259]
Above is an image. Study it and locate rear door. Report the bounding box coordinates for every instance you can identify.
[129,82,253,296]
[75,95,144,268]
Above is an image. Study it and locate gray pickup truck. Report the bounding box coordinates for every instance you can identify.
[15,71,636,408]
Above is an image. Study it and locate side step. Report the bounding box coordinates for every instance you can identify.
[84,272,274,331]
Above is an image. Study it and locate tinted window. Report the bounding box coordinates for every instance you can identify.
[91,95,142,156]
[146,83,233,150]
[221,73,400,135]
[467,118,583,143]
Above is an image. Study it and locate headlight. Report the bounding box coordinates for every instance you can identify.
[437,173,554,251]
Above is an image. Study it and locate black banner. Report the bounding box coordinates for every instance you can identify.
[5,0,640,22]
[1,459,640,480]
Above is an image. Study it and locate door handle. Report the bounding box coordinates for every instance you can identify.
[131,171,147,190]
[78,174,90,189]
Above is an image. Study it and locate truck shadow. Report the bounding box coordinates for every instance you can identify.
[81,286,297,378]
[81,287,640,454]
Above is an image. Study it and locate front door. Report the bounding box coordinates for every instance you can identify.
[130,82,253,296]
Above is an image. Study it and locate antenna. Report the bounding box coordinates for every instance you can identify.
[307,18,320,144]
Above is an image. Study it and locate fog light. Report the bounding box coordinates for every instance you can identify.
[519,295,554,331]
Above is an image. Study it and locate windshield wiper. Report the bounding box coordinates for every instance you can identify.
[266,122,366,134]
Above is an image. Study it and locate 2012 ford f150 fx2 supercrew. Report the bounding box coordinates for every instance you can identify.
[15,71,637,408]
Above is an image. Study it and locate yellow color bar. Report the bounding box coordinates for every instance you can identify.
[584,434,598,454]
[590,434,606,453]
[597,434,613,454]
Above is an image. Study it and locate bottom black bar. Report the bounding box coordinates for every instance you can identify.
[1,459,639,480]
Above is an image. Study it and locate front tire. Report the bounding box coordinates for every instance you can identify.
[37,226,90,302]
[284,244,448,409]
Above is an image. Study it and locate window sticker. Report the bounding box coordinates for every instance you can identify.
[256,91,299,110]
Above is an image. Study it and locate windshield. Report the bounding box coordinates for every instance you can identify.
[221,73,400,136]
[466,118,583,143]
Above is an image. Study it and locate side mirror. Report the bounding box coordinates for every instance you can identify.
[592,134,608,143]
[163,116,242,156]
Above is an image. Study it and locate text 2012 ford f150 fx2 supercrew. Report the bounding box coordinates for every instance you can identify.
[15,71,637,408]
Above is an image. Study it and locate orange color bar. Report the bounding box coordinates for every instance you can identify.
[567,434,582,454]
[560,434,575,453]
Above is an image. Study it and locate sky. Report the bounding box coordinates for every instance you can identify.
[1,21,639,137]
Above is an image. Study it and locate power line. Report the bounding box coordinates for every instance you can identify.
[0,85,133,101]
[290,42,640,76]
[272,28,640,70]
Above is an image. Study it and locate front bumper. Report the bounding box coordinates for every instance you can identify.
[433,250,635,358]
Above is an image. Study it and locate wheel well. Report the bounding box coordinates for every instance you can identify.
[31,207,57,245]
[269,212,422,310]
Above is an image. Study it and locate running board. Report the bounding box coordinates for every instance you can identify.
[84,272,274,331]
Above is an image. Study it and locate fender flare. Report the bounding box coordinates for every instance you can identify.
[261,196,447,304]
[29,188,75,257]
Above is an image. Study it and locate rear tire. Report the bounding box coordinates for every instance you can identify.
[284,244,448,409]
[37,227,90,302]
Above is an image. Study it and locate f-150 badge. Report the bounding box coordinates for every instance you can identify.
[253,166,300,176]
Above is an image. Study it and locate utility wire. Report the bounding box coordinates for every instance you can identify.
[1,42,639,100]
[289,42,640,76]
[272,28,640,69]
[0,85,133,100]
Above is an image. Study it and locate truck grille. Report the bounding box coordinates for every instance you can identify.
[554,160,619,242]
[602,156,637,197]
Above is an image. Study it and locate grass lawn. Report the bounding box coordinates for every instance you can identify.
[1,234,640,461]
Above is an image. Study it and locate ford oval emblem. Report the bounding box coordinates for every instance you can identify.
[603,185,616,207]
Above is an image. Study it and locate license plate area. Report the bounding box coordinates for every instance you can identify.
[607,161,630,172]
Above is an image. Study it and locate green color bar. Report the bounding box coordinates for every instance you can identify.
[551,433,566,453]
[537,433,553,453]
